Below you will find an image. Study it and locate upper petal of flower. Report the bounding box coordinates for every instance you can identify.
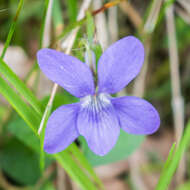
[97,36,144,94]
[111,96,160,134]
[44,103,80,154]
[37,48,95,98]
[77,94,120,156]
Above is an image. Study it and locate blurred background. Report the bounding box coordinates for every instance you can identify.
[0,0,190,189]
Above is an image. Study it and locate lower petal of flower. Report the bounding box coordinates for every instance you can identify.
[77,94,120,156]
[44,103,80,154]
[111,96,160,135]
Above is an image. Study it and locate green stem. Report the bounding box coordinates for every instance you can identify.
[156,121,190,189]
[39,0,50,49]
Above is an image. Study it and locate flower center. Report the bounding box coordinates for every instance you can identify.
[80,93,111,112]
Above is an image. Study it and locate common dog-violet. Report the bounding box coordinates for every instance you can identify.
[37,36,160,156]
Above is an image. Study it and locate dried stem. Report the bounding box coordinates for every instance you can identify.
[92,0,123,16]
[166,3,185,183]
[166,3,184,149]
[108,6,119,43]
[132,37,151,97]
[177,0,190,14]
[132,0,164,96]
[34,165,55,189]
[93,0,109,50]
[176,5,190,25]
[119,0,143,31]
[128,150,148,190]
[144,0,163,33]
[57,163,67,190]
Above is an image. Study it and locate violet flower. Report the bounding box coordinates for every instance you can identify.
[37,36,160,156]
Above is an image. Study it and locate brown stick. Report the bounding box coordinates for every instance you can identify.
[166,3,185,184]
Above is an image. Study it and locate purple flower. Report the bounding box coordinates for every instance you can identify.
[37,36,160,156]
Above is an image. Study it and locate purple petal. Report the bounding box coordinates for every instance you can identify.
[77,94,120,156]
[98,36,144,94]
[111,96,160,134]
[44,103,80,154]
[37,48,95,98]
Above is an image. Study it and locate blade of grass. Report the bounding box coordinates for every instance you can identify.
[0,0,24,59]
[68,143,104,189]
[39,121,47,172]
[156,121,190,190]
[162,143,176,171]
[39,101,53,171]
[52,0,64,30]
[39,0,50,49]
[0,76,39,134]
[66,0,78,23]
[54,151,97,190]
[0,58,43,115]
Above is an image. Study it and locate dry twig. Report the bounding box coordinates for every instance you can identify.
[108,6,119,43]
[165,3,185,184]
[93,0,109,50]
[119,0,143,31]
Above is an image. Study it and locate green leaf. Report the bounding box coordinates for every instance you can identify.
[0,76,40,133]
[7,114,53,173]
[0,138,41,185]
[55,151,97,190]
[0,58,43,115]
[80,130,144,166]
[7,115,40,152]
[161,143,176,172]
[68,144,104,189]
